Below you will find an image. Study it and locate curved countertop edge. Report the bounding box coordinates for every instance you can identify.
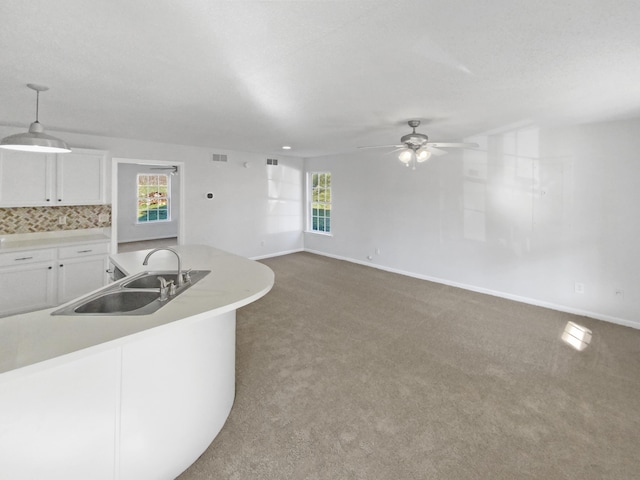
[0,245,275,381]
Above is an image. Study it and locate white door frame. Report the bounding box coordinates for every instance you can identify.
[110,157,186,254]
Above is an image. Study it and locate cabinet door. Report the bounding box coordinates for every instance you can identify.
[56,149,107,205]
[0,151,55,206]
[0,262,56,316]
[57,255,109,304]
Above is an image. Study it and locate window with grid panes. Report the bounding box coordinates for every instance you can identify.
[309,172,331,233]
[137,174,170,223]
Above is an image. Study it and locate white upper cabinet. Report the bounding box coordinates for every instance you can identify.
[0,148,108,207]
[0,151,55,206]
[56,149,107,205]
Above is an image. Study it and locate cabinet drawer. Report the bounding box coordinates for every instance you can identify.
[58,242,110,259]
[0,248,55,267]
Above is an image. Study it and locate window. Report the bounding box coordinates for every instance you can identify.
[309,171,331,233]
[137,174,170,223]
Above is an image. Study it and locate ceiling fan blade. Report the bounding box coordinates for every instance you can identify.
[427,142,479,148]
[427,146,448,156]
[357,144,404,150]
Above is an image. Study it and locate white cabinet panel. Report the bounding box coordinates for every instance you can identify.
[119,311,236,480]
[0,248,55,267]
[58,241,110,259]
[56,149,107,205]
[57,255,109,304]
[0,261,55,317]
[0,241,110,316]
[0,148,107,207]
[0,349,119,480]
[0,151,55,206]
[0,310,238,480]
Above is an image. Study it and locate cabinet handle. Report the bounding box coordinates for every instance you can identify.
[14,256,33,261]
[58,199,62,202]
[59,264,64,267]
[46,198,51,202]
[48,266,53,270]
[77,249,93,253]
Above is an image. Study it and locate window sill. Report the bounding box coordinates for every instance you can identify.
[304,230,333,237]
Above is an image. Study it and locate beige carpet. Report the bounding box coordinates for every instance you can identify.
[179,252,640,480]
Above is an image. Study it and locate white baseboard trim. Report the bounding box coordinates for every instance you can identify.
[250,248,304,261]
[304,249,640,330]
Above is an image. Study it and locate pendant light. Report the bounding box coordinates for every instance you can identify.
[0,84,71,153]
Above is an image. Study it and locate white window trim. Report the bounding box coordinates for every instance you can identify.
[136,173,172,224]
[306,171,332,236]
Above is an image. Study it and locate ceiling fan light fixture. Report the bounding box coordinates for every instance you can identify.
[358,120,479,170]
[0,84,71,154]
[398,149,415,165]
[416,147,431,163]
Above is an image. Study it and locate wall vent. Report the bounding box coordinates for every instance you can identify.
[212,153,228,162]
[266,158,279,166]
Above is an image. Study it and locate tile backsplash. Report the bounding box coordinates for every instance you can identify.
[0,205,112,234]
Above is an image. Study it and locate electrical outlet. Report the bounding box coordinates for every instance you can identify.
[98,213,109,223]
[574,282,584,294]
[58,215,67,225]
[375,248,381,255]
[615,289,624,299]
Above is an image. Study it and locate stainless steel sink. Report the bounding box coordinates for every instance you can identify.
[51,269,211,316]
[74,290,161,314]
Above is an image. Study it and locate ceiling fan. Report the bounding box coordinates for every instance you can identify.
[358,120,478,169]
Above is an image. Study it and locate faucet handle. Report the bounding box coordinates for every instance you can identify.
[157,276,169,301]
[182,268,192,284]
[168,280,176,296]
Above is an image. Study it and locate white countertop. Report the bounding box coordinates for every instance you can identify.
[0,245,274,378]
[0,228,110,253]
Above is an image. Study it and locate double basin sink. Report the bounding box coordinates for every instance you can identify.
[52,270,211,316]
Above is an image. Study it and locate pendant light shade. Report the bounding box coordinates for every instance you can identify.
[0,84,71,154]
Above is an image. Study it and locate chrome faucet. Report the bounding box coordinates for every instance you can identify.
[142,247,184,287]
[157,276,170,301]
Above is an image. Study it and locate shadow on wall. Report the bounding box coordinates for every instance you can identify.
[304,116,640,327]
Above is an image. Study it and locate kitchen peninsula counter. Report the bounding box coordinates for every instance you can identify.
[0,244,273,376]
[0,244,274,480]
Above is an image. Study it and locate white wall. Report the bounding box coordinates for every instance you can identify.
[304,117,640,329]
[0,127,304,259]
[117,163,180,243]
[3,117,638,328]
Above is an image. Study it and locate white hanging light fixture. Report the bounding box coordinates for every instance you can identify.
[0,84,71,154]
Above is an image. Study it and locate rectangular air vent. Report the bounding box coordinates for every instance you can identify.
[212,153,228,162]
[266,158,278,165]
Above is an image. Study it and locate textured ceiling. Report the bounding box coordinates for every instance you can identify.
[1,0,639,158]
